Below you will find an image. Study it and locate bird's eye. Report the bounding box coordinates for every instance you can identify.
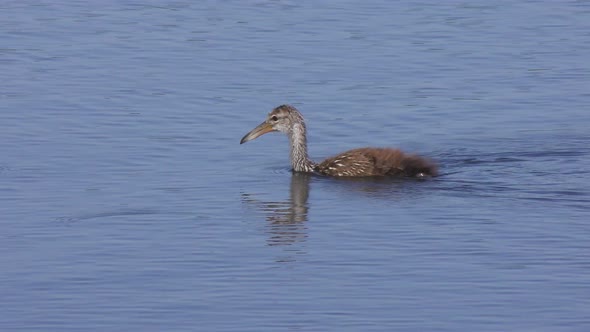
[271,116,278,122]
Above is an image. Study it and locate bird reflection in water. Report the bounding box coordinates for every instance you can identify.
[241,172,311,249]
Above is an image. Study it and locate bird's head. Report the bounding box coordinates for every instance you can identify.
[240,105,304,144]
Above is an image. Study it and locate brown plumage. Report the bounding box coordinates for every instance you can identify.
[316,147,437,177]
[240,105,437,178]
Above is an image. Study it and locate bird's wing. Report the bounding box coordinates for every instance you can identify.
[316,149,377,176]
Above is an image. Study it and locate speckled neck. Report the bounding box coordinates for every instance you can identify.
[289,122,316,172]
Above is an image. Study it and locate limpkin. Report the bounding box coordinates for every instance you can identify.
[240,105,437,177]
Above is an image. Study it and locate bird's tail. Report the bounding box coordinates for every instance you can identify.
[400,155,438,177]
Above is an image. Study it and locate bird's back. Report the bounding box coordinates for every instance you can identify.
[315,147,437,177]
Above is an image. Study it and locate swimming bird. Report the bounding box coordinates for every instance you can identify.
[240,105,437,177]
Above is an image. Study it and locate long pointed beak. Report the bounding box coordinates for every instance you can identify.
[240,121,275,144]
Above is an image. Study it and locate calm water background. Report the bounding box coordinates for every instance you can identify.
[2,1,590,331]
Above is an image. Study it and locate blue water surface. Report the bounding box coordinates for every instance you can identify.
[1,1,589,331]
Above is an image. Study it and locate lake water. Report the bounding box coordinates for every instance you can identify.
[2,1,589,331]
